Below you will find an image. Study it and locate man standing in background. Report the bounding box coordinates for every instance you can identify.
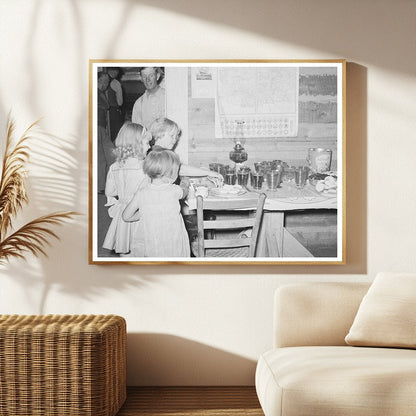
[131,67,165,129]
[97,71,115,193]
[107,67,124,142]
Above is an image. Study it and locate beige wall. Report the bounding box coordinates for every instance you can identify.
[0,0,415,385]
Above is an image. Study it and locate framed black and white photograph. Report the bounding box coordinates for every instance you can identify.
[89,60,345,265]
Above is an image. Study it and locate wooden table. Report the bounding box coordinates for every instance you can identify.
[186,182,338,259]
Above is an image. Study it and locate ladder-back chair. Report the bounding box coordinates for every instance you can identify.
[194,193,266,258]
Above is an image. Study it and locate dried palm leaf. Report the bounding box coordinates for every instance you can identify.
[0,211,78,265]
[0,117,37,239]
[0,115,79,264]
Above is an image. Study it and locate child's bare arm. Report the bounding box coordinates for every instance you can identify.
[179,177,190,199]
[122,192,141,222]
[105,167,117,196]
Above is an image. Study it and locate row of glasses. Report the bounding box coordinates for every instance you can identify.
[222,166,251,186]
[252,162,311,191]
[210,161,310,190]
[209,163,237,185]
[209,162,227,177]
[252,161,284,191]
[254,160,283,173]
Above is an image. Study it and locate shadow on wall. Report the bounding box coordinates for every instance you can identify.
[0,1,91,310]
[345,63,368,275]
[0,63,368,299]
[1,259,157,314]
[0,124,155,314]
[132,0,413,76]
[127,333,257,386]
[0,1,369,283]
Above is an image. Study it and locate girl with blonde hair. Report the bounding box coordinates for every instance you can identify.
[123,148,190,257]
[102,122,151,255]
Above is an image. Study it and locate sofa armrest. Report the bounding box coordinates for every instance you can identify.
[273,282,370,348]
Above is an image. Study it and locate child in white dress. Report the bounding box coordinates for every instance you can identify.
[122,149,190,257]
[102,122,151,255]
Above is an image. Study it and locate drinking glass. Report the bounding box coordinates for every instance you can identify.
[283,166,296,183]
[270,160,283,170]
[237,170,250,186]
[209,162,219,171]
[254,162,263,173]
[209,163,225,176]
[266,169,282,191]
[261,161,273,172]
[295,166,310,189]
[224,172,236,185]
[250,172,264,190]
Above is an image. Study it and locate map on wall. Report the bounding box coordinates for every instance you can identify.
[215,67,299,138]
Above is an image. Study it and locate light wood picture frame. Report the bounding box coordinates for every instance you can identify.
[89,60,346,265]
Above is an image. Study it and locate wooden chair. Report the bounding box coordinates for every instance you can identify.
[194,193,266,257]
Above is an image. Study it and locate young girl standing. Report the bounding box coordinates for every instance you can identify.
[122,149,190,257]
[102,121,151,255]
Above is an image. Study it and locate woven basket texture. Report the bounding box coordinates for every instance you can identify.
[0,314,126,416]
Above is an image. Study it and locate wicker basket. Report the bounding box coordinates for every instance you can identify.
[0,314,126,416]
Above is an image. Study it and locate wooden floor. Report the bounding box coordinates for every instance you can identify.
[117,386,264,416]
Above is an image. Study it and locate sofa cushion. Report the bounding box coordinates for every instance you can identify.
[274,282,370,348]
[255,346,416,416]
[345,272,416,348]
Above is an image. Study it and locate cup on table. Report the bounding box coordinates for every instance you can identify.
[254,162,264,173]
[209,163,226,177]
[295,166,310,189]
[237,167,250,186]
[251,171,264,190]
[224,172,236,185]
[270,160,283,170]
[266,169,282,191]
[209,162,219,171]
[283,166,296,183]
[261,161,273,172]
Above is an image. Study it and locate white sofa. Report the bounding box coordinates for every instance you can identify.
[255,282,416,416]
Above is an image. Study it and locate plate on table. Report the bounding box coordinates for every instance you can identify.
[209,185,247,198]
